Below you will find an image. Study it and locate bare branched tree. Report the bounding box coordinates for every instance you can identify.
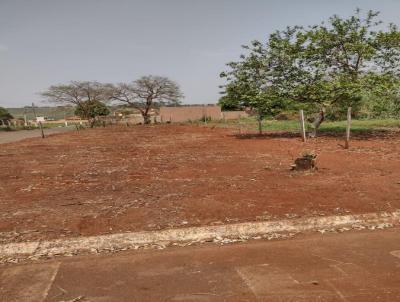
[111,75,183,124]
[40,81,113,126]
[41,81,113,105]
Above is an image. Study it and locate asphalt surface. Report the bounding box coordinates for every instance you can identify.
[0,126,75,144]
[1,228,400,301]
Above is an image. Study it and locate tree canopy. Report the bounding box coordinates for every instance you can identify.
[0,107,13,124]
[41,81,114,127]
[41,81,113,106]
[41,76,183,125]
[75,100,110,120]
[220,9,400,132]
[110,75,183,124]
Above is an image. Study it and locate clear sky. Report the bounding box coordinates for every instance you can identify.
[1,0,400,107]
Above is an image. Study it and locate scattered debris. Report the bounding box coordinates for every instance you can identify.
[284,213,299,219]
[192,292,220,296]
[60,296,85,302]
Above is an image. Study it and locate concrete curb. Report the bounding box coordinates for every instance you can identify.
[1,210,400,260]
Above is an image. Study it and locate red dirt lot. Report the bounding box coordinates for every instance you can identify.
[1,125,400,243]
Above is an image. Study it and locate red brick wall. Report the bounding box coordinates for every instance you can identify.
[160,106,222,122]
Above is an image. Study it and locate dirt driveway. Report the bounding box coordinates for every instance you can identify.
[1,124,400,243]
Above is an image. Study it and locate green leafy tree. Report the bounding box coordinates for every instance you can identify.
[220,39,288,124]
[302,9,400,130]
[221,9,400,136]
[0,107,13,125]
[75,100,110,127]
[218,94,242,111]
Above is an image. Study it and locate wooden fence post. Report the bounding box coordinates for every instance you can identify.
[345,107,352,149]
[299,110,306,142]
[203,105,207,125]
[238,114,242,134]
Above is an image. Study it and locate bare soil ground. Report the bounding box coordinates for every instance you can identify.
[1,124,400,243]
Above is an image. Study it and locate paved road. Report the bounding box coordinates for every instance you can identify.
[1,229,400,301]
[0,126,75,144]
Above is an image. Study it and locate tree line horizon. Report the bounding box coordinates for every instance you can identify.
[34,9,400,132]
[40,75,183,125]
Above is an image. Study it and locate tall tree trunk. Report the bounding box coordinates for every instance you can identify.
[89,117,96,128]
[143,114,151,124]
[310,109,325,137]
